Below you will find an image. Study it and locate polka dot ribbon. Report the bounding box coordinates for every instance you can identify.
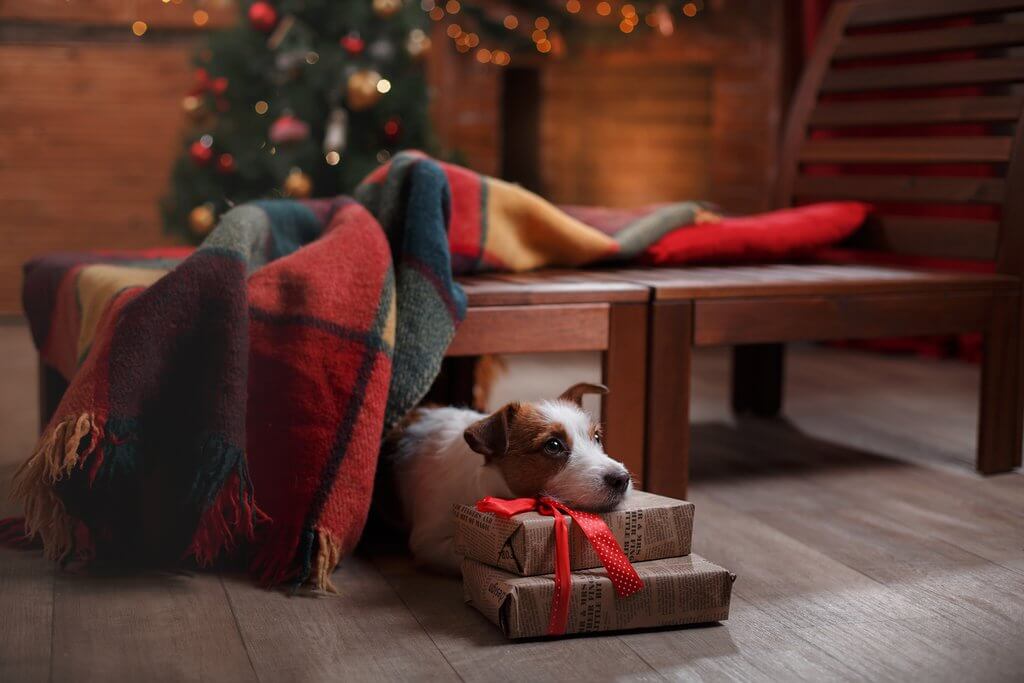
[476,496,645,636]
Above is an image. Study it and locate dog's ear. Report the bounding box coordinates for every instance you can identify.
[559,383,609,407]
[464,403,516,461]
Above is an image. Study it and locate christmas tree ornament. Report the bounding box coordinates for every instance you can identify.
[210,76,229,95]
[405,29,431,60]
[248,1,278,32]
[372,0,403,19]
[216,153,236,174]
[182,94,205,120]
[368,39,396,63]
[283,168,313,198]
[383,117,401,142]
[189,139,214,166]
[188,204,217,236]
[190,67,211,95]
[269,113,311,144]
[323,108,349,154]
[346,70,383,111]
[341,32,365,55]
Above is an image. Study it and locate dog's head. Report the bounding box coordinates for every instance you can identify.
[463,383,632,511]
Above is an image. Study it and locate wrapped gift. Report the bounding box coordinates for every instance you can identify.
[463,554,734,639]
[453,490,694,576]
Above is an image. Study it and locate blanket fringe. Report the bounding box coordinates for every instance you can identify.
[249,524,342,593]
[186,469,270,567]
[10,413,102,562]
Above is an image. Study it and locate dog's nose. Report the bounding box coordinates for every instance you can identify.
[603,470,630,493]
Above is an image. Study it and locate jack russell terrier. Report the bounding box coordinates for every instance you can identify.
[386,383,633,573]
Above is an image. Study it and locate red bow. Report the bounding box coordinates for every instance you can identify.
[475,495,644,636]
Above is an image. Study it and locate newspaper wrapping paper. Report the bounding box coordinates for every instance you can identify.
[462,554,735,639]
[453,490,694,576]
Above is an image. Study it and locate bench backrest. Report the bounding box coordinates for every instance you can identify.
[777,0,1024,275]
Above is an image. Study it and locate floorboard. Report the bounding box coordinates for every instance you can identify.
[0,549,53,683]
[222,558,459,682]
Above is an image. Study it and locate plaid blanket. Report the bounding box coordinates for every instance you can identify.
[13,153,721,589]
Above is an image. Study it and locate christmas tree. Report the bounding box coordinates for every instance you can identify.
[163,0,434,241]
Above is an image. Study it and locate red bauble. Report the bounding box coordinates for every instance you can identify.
[191,67,211,95]
[383,117,401,142]
[341,33,365,55]
[216,153,236,174]
[189,140,214,166]
[210,76,229,95]
[248,2,278,32]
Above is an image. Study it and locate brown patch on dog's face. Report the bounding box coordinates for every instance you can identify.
[464,402,571,497]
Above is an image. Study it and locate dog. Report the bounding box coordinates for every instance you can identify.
[387,382,633,573]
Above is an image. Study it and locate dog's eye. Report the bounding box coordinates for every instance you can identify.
[593,431,602,445]
[543,438,565,456]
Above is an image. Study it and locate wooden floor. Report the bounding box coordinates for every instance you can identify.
[1,320,1021,682]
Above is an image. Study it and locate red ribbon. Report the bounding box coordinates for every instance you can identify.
[475,495,644,636]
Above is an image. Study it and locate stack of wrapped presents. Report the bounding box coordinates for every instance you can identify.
[455,491,735,639]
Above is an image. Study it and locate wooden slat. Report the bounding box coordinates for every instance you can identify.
[792,174,1007,203]
[978,294,1024,472]
[847,0,1024,27]
[693,291,1006,345]
[848,215,1000,260]
[51,572,255,683]
[0,550,53,683]
[446,303,610,356]
[836,22,1024,59]
[605,264,1017,301]
[809,95,1024,127]
[0,0,235,28]
[821,58,1024,93]
[222,561,459,681]
[800,136,1012,163]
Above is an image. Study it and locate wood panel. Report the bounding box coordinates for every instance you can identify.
[0,549,53,683]
[0,42,192,315]
[446,303,609,356]
[809,95,1024,127]
[693,291,1008,345]
[847,0,1024,27]
[793,174,1007,203]
[601,302,648,487]
[821,58,1024,93]
[835,21,1024,59]
[51,572,254,683]
[799,136,1013,163]
[0,0,235,28]
[847,215,1000,261]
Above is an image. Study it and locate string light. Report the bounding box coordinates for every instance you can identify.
[444,0,461,13]
[192,10,209,26]
[131,20,148,36]
[325,151,341,166]
[254,100,269,115]
[503,15,518,29]
[447,23,462,38]
[566,0,581,13]
[476,48,492,63]
[376,78,392,93]
[429,6,444,20]
[682,2,698,17]
[535,16,550,30]
[596,2,611,17]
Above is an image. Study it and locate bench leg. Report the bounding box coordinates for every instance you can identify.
[732,343,785,417]
[643,301,692,498]
[602,302,648,488]
[978,295,1024,473]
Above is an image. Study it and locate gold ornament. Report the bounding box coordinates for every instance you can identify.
[346,69,383,111]
[188,204,217,236]
[284,168,313,198]
[182,94,205,120]
[372,0,403,19]
[405,28,431,61]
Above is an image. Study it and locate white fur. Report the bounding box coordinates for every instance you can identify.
[392,402,631,574]
[392,407,513,574]
[536,400,632,511]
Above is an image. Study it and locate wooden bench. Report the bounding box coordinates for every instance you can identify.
[608,0,1024,497]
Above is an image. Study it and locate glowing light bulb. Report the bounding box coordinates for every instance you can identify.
[131,20,148,36]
